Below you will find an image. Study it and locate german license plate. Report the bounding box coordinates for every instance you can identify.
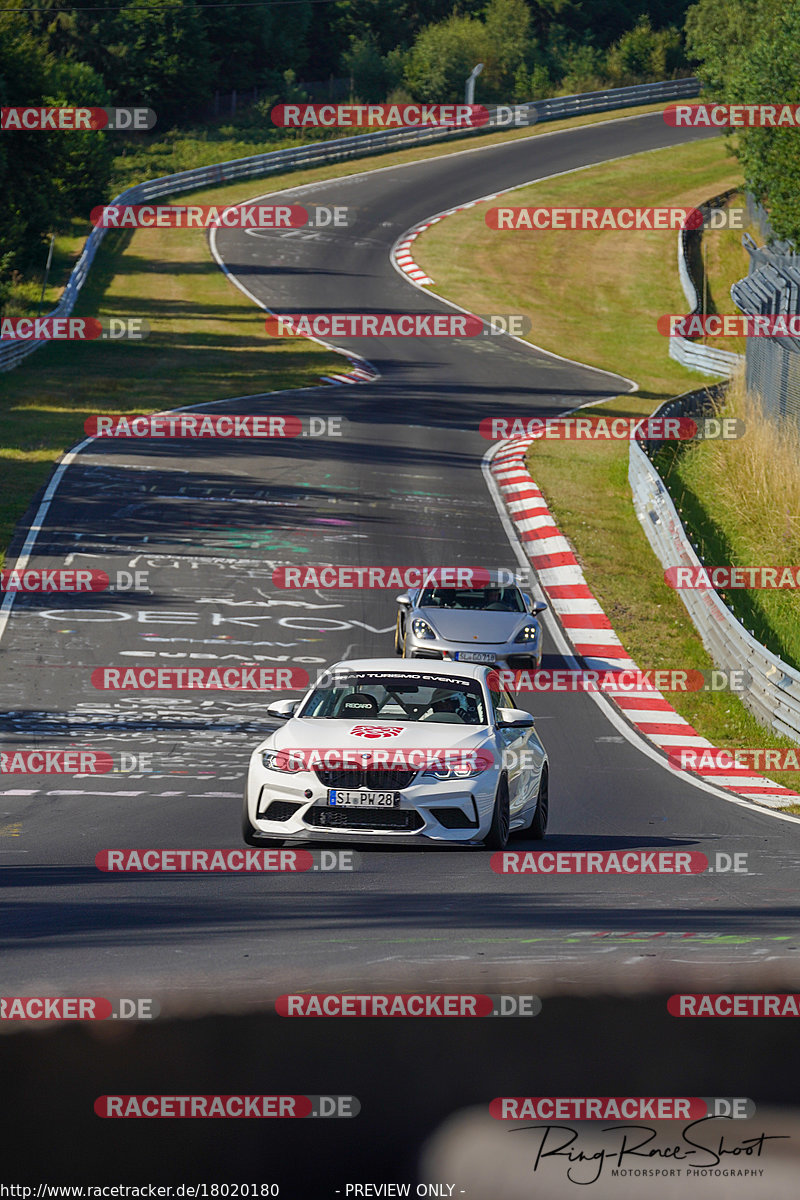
[455,651,496,663]
[328,790,400,807]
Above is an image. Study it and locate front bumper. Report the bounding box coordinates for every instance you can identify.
[403,636,542,670]
[245,765,498,844]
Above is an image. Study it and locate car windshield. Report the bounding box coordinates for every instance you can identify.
[298,672,488,725]
[418,585,526,613]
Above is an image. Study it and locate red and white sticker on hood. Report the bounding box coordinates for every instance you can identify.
[349,725,404,738]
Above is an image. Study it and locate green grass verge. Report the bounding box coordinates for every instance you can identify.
[415,137,800,796]
[416,138,743,406]
[0,212,339,561]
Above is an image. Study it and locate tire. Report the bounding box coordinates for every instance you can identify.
[484,775,510,850]
[394,613,404,655]
[529,766,549,840]
[242,793,284,848]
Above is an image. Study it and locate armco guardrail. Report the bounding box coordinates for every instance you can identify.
[669,190,743,377]
[1,76,699,373]
[630,389,800,744]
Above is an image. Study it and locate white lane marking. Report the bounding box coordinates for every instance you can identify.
[0,375,337,652]
[208,211,378,387]
[0,437,93,644]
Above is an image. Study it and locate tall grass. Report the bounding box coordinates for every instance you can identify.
[663,370,800,668]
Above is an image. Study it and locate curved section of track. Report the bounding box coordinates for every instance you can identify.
[3,113,798,1001]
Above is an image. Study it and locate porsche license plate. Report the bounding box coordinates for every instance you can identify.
[328,790,400,807]
[455,651,496,663]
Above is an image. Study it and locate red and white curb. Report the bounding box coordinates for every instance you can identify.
[391,195,502,287]
[393,227,434,285]
[492,437,800,809]
[319,361,379,386]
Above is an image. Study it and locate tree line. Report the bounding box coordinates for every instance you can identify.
[2,0,798,294]
[686,0,800,243]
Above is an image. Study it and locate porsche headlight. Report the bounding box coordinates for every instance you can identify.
[513,623,539,643]
[411,618,436,640]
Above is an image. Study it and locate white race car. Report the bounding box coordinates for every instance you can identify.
[243,658,549,849]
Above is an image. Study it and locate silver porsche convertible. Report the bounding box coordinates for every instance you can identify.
[394,571,546,669]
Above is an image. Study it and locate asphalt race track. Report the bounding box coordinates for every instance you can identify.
[3,111,799,1003]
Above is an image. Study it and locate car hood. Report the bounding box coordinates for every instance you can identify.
[259,719,490,754]
[418,608,526,644]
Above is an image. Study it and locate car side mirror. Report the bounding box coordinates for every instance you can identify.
[496,707,535,728]
[266,699,300,719]
[530,599,547,614]
[396,593,411,607]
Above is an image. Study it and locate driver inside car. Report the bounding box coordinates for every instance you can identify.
[420,689,479,723]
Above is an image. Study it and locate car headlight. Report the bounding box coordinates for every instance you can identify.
[261,750,302,773]
[423,762,488,781]
[513,623,539,643]
[411,617,436,640]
